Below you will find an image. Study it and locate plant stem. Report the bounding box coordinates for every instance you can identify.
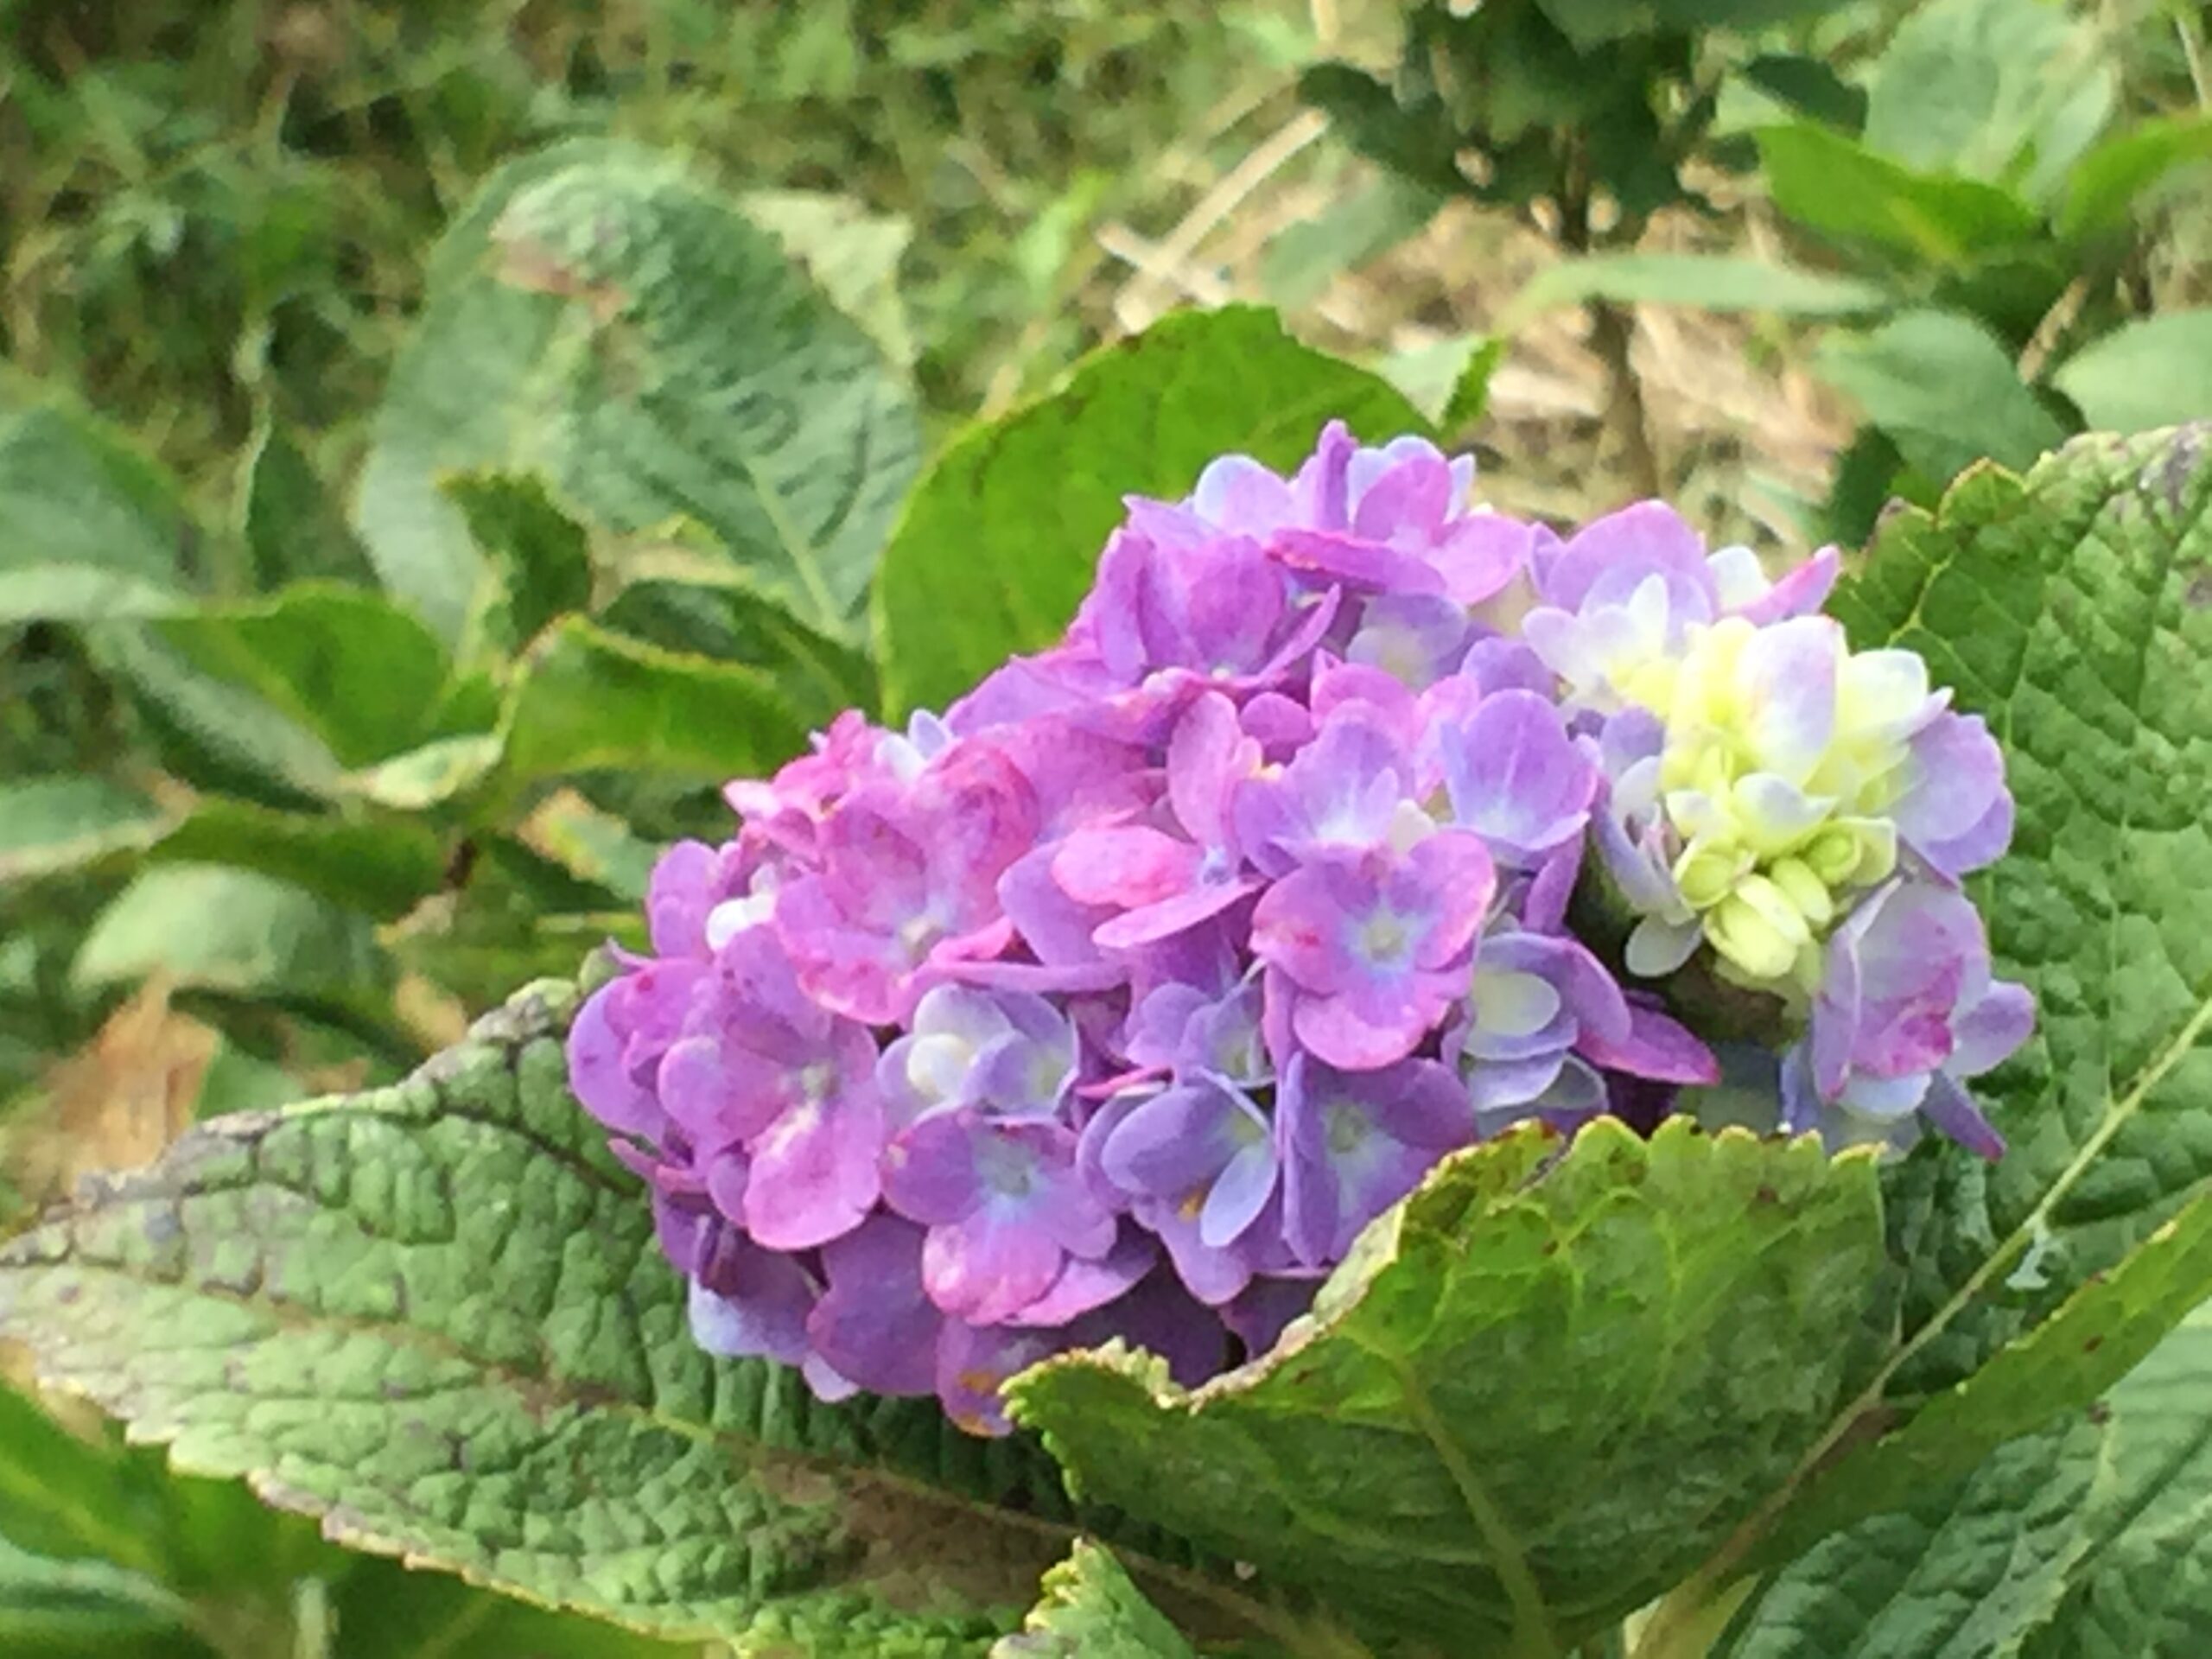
[1554,139,1662,502]
[1627,1574,1758,1659]
[1587,300,1663,500]
[2177,3,2211,110]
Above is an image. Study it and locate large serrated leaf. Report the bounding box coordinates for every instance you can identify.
[1627,425,2212,1655]
[1008,1120,1887,1655]
[871,306,1431,721]
[1755,1188,2212,1573]
[0,1375,698,1659]
[1721,1298,2212,1659]
[353,140,921,645]
[1834,426,2212,1375]
[0,985,1287,1656]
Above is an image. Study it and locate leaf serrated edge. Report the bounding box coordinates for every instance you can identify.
[1015,1119,1872,1426]
[1013,1119,1883,1658]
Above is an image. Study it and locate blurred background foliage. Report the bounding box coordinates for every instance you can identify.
[0,0,2206,1653]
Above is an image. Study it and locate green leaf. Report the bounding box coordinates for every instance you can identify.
[0,783,444,923]
[149,800,447,923]
[0,779,168,881]
[1295,64,1465,199]
[2056,115,2212,241]
[1634,426,2212,1649]
[513,790,658,902]
[70,865,383,1002]
[0,1385,179,1580]
[1755,125,2041,270]
[441,469,595,658]
[149,584,451,770]
[993,1543,1197,1659]
[0,1532,195,1650]
[353,139,922,645]
[1839,426,2212,1363]
[1860,0,2114,198]
[0,1368,346,1622]
[0,1381,682,1659]
[2051,313,2212,434]
[0,374,199,625]
[319,620,806,817]
[1812,309,2064,481]
[1503,254,1890,327]
[1756,1187,2212,1569]
[0,985,1283,1655]
[595,531,879,723]
[1260,176,1443,311]
[1731,54,1868,136]
[1722,1297,2212,1659]
[327,1562,703,1658]
[340,734,505,813]
[237,421,376,591]
[86,623,346,807]
[739,188,918,370]
[383,910,642,1010]
[873,306,1429,719]
[1533,0,1838,50]
[493,617,807,799]
[1011,1120,1886,1655]
[1376,335,1505,433]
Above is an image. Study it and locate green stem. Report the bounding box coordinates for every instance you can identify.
[1587,300,1663,501]
[1628,1574,1757,1659]
[1552,137,1662,502]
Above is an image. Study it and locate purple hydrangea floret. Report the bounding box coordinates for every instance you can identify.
[568,420,2031,1434]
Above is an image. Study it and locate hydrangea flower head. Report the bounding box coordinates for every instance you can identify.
[569,422,2030,1434]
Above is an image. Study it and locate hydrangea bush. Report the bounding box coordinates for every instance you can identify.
[7,223,2207,1654]
[567,422,2032,1433]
